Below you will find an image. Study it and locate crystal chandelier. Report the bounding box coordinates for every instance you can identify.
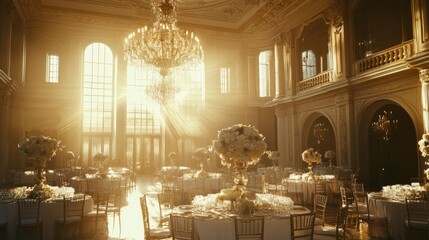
[145,77,178,104]
[313,122,328,145]
[371,110,399,141]
[124,0,203,77]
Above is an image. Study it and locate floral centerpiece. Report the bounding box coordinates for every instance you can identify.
[212,124,267,168]
[18,135,64,199]
[193,147,210,178]
[302,148,322,180]
[324,150,335,168]
[65,151,76,167]
[267,150,280,166]
[93,152,108,171]
[212,124,266,213]
[418,134,429,188]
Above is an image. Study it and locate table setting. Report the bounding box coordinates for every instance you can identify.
[169,192,309,240]
[367,184,427,240]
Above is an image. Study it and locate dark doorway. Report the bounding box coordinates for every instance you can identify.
[367,104,417,190]
[307,116,336,168]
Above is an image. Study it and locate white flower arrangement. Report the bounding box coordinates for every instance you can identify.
[93,152,108,162]
[301,148,322,164]
[212,124,267,167]
[324,150,335,159]
[192,147,211,162]
[267,150,280,160]
[65,151,75,160]
[18,135,64,161]
[418,133,429,157]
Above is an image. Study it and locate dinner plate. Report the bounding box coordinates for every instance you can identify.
[178,205,193,210]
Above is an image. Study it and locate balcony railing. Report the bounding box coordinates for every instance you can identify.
[353,41,414,75]
[297,70,332,92]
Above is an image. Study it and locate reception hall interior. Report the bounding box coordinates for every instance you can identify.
[2,0,429,239]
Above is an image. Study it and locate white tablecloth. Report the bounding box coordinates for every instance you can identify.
[0,196,93,240]
[368,193,406,240]
[283,180,342,204]
[193,206,310,240]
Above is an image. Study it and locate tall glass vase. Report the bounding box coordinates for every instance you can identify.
[307,163,315,180]
[35,157,49,186]
[233,160,249,189]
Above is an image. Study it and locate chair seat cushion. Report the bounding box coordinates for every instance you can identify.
[405,219,429,230]
[150,227,171,237]
[17,218,42,226]
[55,216,82,223]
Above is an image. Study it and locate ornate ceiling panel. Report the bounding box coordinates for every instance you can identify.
[18,0,269,30]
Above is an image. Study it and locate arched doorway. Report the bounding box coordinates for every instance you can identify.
[363,103,417,190]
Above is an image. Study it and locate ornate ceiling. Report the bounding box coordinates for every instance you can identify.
[16,0,308,34]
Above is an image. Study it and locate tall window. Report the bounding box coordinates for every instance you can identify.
[126,60,205,172]
[220,67,230,94]
[298,18,330,80]
[46,54,59,83]
[302,50,316,79]
[259,50,271,97]
[82,42,114,164]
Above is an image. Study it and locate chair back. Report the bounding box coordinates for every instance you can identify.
[353,191,369,217]
[63,194,86,222]
[339,187,353,205]
[290,212,315,239]
[140,195,152,239]
[314,194,328,225]
[170,214,194,240]
[234,216,264,240]
[336,205,349,239]
[314,181,326,195]
[351,183,365,193]
[93,191,109,218]
[405,197,429,225]
[17,198,41,225]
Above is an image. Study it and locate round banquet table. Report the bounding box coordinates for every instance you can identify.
[192,205,311,240]
[368,193,407,240]
[0,196,93,240]
[283,179,342,204]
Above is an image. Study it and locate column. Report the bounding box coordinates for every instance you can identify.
[273,33,286,99]
[275,108,287,167]
[247,49,258,100]
[420,69,429,133]
[284,32,293,96]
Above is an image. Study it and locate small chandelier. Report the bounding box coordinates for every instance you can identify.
[371,110,398,141]
[146,77,178,104]
[124,0,203,77]
[313,122,328,145]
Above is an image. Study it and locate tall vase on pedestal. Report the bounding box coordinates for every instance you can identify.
[18,135,64,199]
[213,124,267,211]
[233,160,249,188]
[302,148,322,181]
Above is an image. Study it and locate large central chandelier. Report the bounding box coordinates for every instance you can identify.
[124,0,204,77]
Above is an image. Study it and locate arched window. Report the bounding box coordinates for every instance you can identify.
[298,18,331,80]
[259,50,272,97]
[82,42,114,165]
